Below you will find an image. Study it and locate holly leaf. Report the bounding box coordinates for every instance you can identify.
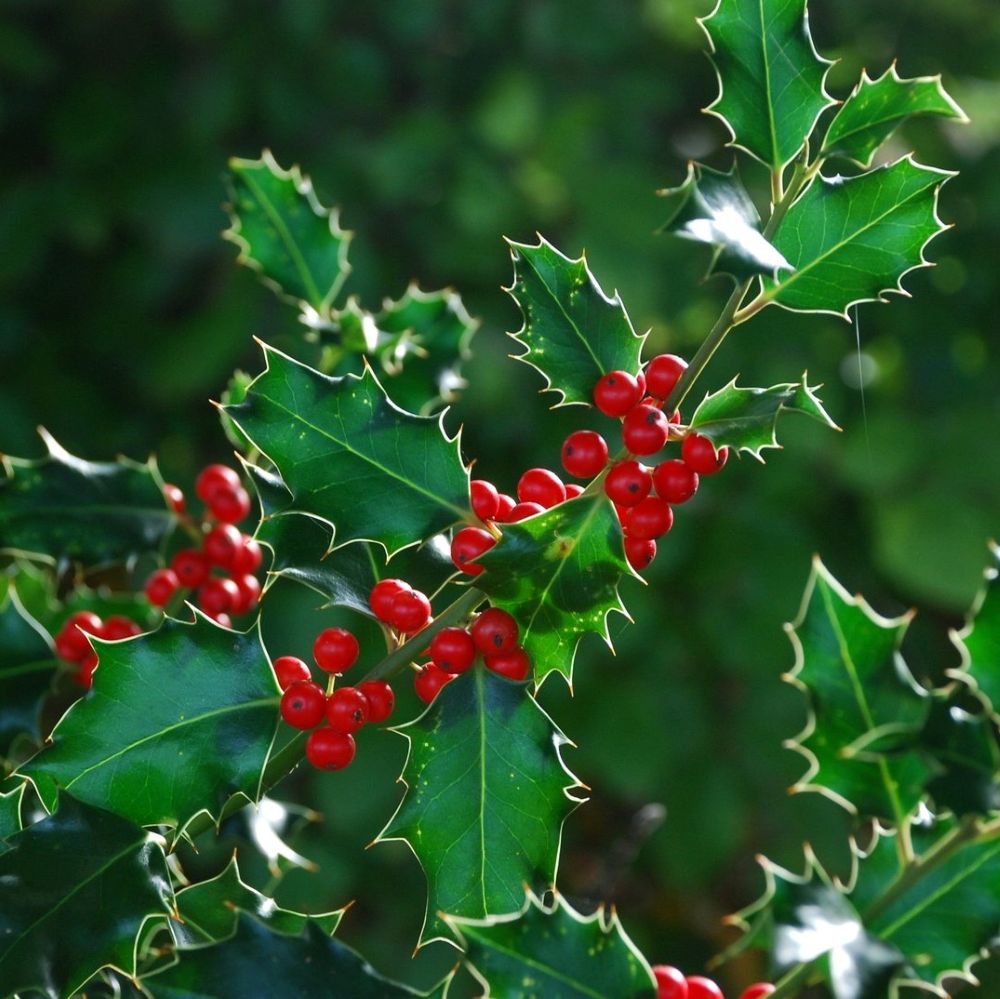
[0,783,25,843]
[475,495,630,689]
[173,855,341,946]
[688,374,839,460]
[950,543,1000,722]
[0,577,56,760]
[0,793,173,998]
[699,0,835,169]
[784,557,934,822]
[225,149,352,317]
[223,343,469,557]
[447,890,656,999]
[506,236,646,407]
[765,157,954,318]
[144,912,450,999]
[19,614,280,835]
[822,66,967,169]
[227,796,321,877]
[0,430,175,568]
[376,669,584,945]
[657,163,791,281]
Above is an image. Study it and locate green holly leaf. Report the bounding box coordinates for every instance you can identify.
[0,430,175,568]
[372,284,478,415]
[475,495,629,689]
[765,157,954,318]
[173,855,341,946]
[19,614,280,835]
[951,544,1000,722]
[219,368,255,451]
[223,343,469,557]
[376,669,584,945]
[822,66,967,169]
[785,557,934,822]
[699,0,835,169]
[144,912,450,999]
[0,577,55,760]
[227,796,321,877]
[506,236,646,407]
[657,163,791,281]
[447,891,656,999]
[0,783,25,843]
[688,374,839,460]
[225,149,352,318]
[0,793,173,998]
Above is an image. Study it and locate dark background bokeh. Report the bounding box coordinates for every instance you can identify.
[2,0,999,993]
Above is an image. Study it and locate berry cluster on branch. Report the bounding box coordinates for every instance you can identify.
[53,611,143,688]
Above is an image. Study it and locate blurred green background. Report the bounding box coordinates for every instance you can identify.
[2,0,999,993]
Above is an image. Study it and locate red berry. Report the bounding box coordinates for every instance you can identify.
[163,483,186,514]
[565,483,585,498]
[195,464,241,503]
[636,369,647,397]
[273,655,311,690]
[739,986,776,999]
[508,501,546,522]
[313,627,360,673]
[450,526,496,576]
[231,573,262,614]
[471,608,519,655]
[370,578,411,622]
[55,629,87,663]
[359,680,395,723]
[485,647,531,681]
[622,403,670,456]
[209,612,233,629]
[198,577,240,616]
[203,523,243,568]
[686,978,724,999]
[231,536,263,575]
[494,493,517,522]
[75,652,99,689]
[326,686,370,734]
[145,569,180,607]
[561,431,609,479]
[390,589,432,634]
[645,354,688,400]
[652,965,688,999]
[653,460,699,504]
[682,434,728,475]
[208,485,252,524]
[593,370,642,417]
[171,548,210,589]
[414,663,453,703]
[430,627,476,674]
[625,537,657,571]
[470,479,500,522]
[625,496,674,540]
[306,727,356,770]
[100,616,141,641]
[280,681,327,730]
[604,460,652,507]
[70,611,103,634]
[517,468,566,508]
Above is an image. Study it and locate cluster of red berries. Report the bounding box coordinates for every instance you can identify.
[653,966,774,999]
[143,464,263,627]
[53,611,143,689]
[276,625,394,772]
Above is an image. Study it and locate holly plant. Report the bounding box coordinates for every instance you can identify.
[0,0,979,997]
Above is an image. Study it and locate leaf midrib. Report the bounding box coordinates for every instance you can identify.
[757,0,781,168]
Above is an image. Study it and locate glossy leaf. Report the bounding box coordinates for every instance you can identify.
[173,855,341,946]
[822,66,967,168]
[19,614,280,834]
[0,577,55,760]
[225,149,352,316]
[951,543,1000,721]
[224,343,468,556]
[475,495,630,689]
[376,669,584,944]
[657,163,791,280]
[0,783,25,843]
[228,796,320,877]
[144,913,449,998]
[0,430,174,568]
[506,236,646,407]
[784,557,933,822]
[688,373,839,460]
[0,793,173,998]
[699,0,834,168]
[766,157,954,318]
[448,891,656,999]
